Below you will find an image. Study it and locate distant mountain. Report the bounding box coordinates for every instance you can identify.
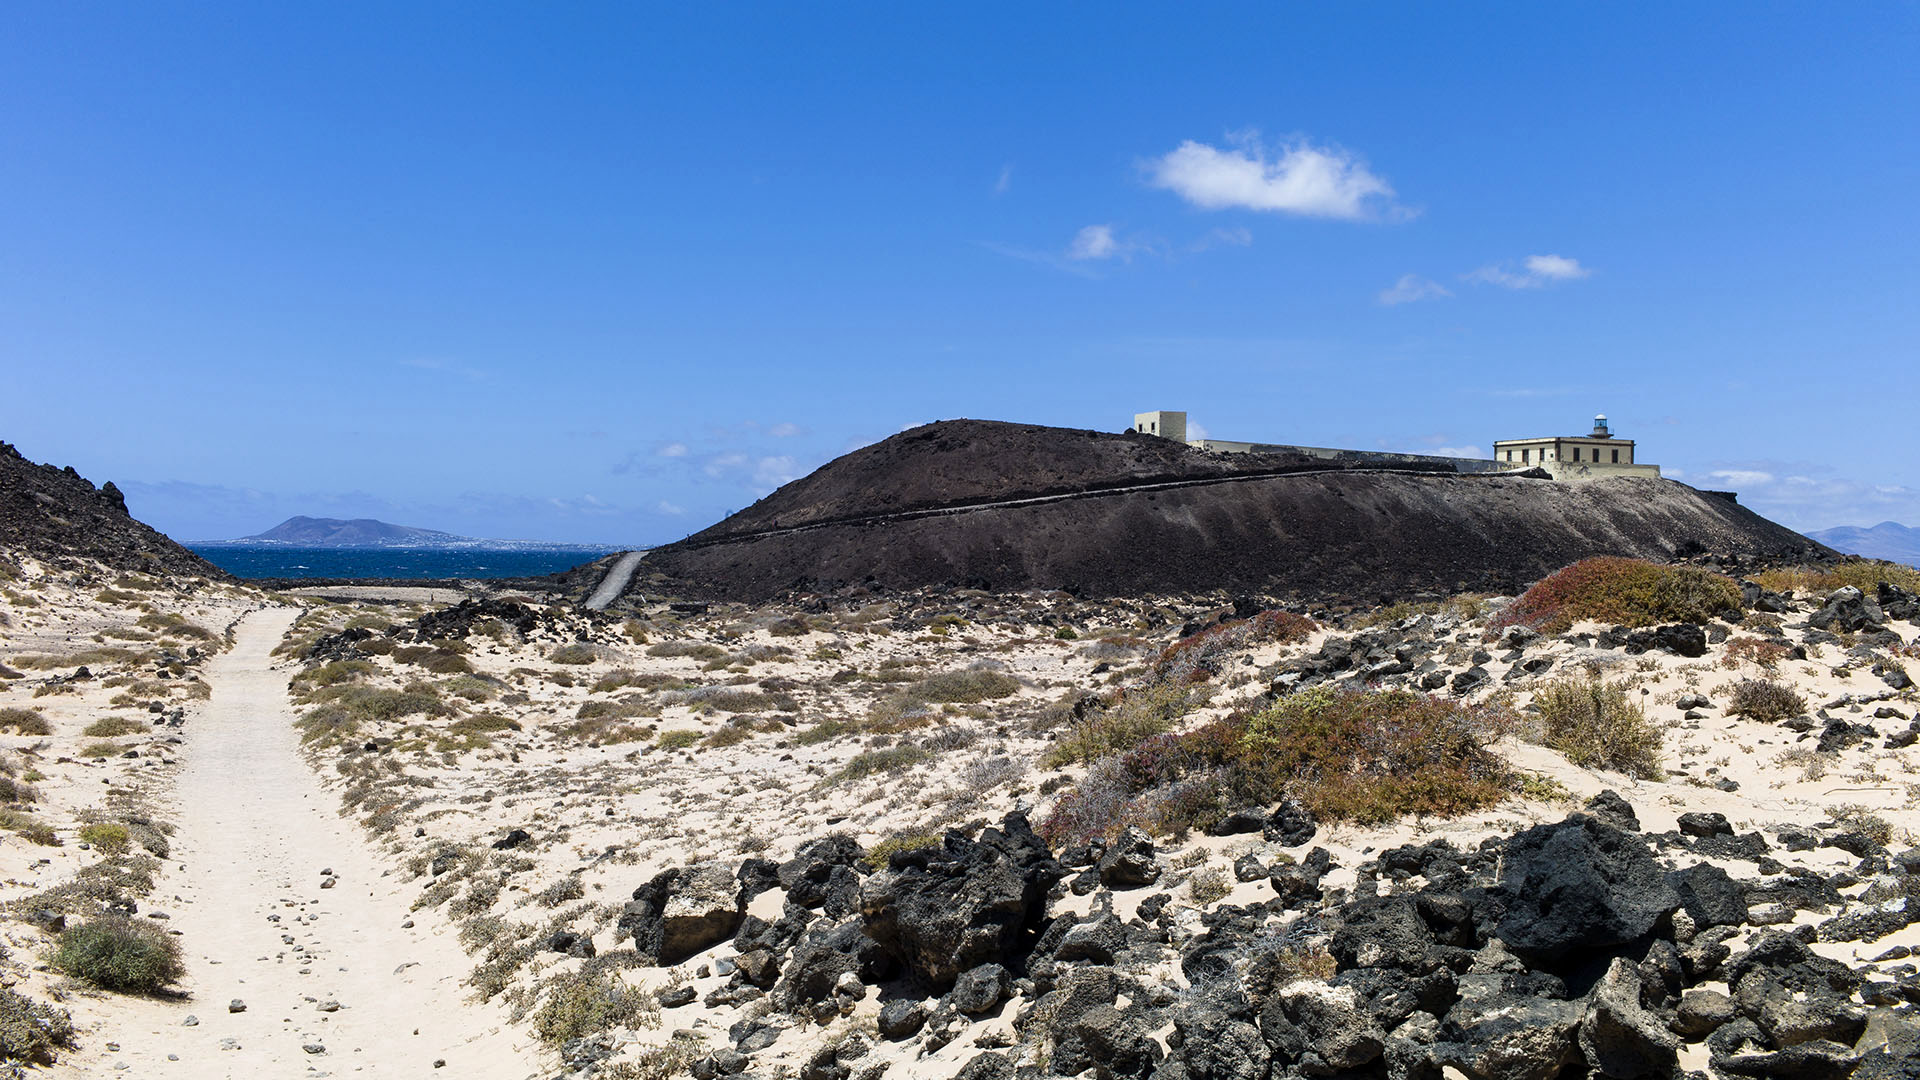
[201,516,626,552]
[1806,522,1920,567]
[240,516,469,547]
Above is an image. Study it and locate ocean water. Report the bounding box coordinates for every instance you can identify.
[188,545,620,581]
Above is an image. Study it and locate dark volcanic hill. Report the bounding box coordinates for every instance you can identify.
[238,516,469,547]
[644,420,1826,603]
[0,441,227,578]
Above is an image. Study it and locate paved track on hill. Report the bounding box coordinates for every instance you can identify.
[70,608,527,1078]
[584,549,647,609]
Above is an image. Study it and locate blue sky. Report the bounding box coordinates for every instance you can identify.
[2,4,1915,543]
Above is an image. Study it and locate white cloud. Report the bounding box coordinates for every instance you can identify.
[1525,254,1590,280]
[704,452,748,478]
[1146,134,1399,221]
[1067,224,1121,260]
[1466,254,1593,289]
[1378,274,1452,306]
[657,442,689,458]
[1710,469,1775,487]
[1433,445,1487,459]
[752,456,801,488]
[768,422,802,438]
[656,500,686,516]
[994,164,1013,195]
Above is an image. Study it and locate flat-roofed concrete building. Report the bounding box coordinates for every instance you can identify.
[1493,415,1661,480]
[1128,409,1658,482]
[1132,410,1187,444]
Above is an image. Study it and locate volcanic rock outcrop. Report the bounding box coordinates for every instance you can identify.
[0,439,225,578]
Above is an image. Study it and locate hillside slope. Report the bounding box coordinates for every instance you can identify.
[645,421,1824,602]
[0,440,227,578]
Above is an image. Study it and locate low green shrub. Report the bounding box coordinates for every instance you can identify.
[1727,679,1807,722]
[1041,685,1512,844]
[0,708,52,735]
[655,729,702,751]
[825,746,930,786]
[1532,676,1663,779]
[532,973,656,1046]
[646,641,727,662]
[1490,557,1743,634]
[78,823,131,854]
[0,986,75,1065]
[1044,681,1194,768]
[83,716,146,738]
[0,809,59,846]
[549,644,599,665]
[1151,610,1318,684]
[52,916,185,992]
[1752,559,1920,598]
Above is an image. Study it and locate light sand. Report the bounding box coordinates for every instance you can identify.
[63,608,533,1078]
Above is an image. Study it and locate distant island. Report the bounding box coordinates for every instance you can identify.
[196,516,627,552]
[1807,521,1920,568]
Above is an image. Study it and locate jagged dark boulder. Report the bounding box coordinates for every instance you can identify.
[858,813,1061,988]
[1262,798,1318,847]
[1577,957,1680,1078]
[1097,827,1161,887]
[1495,815,1680,964]
[618,864,745,964]
[1260,979,1387,1074]
[1806,586,1885,632]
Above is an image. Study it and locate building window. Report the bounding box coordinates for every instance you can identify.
[1611,449,1619,463]
[1521,449,1530,463]
[1572,448,1581,462]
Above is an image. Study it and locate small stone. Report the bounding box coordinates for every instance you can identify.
[319,877,336,890]
[303,1043,326,1055]
[317,1000,341,1012]
[229,999,247,1013]
[182,1015,199,1027]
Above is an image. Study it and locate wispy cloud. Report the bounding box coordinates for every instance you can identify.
[1189,227,1252,253]
[657,443,689,457]
[994,163,1013,196]
[1145,132,1402,221]
[1466,254,1593,289]
[399,356,488,381]
[1067,224,1122,260]
[768,422,803,438]
[656,500,686,516]
[1710,469,1775,488]
[1432,445,1487,459]
[1378,274,1452,306]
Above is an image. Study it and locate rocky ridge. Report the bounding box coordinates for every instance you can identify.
[0,440,226,579]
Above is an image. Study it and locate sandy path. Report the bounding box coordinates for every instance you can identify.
[584,551,645,610]
[68,607,534,1078]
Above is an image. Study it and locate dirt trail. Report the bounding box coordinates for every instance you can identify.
[584,550,645,610]
[68,607,533,1078]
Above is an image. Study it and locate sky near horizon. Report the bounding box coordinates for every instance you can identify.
[2,4,1916,544]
